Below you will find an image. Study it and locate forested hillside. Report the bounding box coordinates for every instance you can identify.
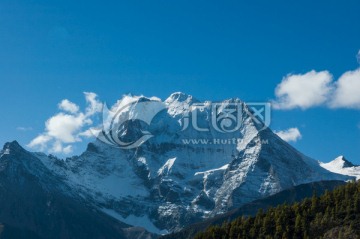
[195,181,360,239]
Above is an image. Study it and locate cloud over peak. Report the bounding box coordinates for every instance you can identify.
[27,92,102,155]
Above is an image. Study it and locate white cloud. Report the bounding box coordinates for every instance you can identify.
[78,127,101,138]
[16,126,33,131]
[84,92,102,116]
[28,134,52,151]
[357,50,360,64]
[45,113,91,143]
[62,145,73,154]
[58,99,79,113]
[329,69,360,109]
[273,70,333,110]
[50,141,73,154]
[275,127,302,142]
[27,92,102,155]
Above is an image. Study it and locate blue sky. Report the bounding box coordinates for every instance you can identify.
[0,0,360,163]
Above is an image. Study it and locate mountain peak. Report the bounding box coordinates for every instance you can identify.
[332,155,356,168]
[321,155,356,169]
[2,140,24,154]
[319,156,360,180]
[165,92,196,104]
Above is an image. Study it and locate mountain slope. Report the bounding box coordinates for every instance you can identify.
[160,180,346,239]
[0,141,155,239]
[32,93,352,233]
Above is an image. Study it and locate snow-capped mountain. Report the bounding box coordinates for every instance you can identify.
[0,92,354,236]
[30,92,352,233]
[320,156,360,180]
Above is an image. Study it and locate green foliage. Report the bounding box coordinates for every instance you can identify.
[194,181,360,239]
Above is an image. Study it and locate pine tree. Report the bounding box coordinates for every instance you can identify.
[193,181,360,239]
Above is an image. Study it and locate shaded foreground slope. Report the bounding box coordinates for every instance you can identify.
[194,180,360,239]
[0,141,155,239]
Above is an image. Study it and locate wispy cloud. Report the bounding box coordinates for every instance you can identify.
[58,99,79,114]
[16,126,33,131]
[27,134,52,151]
[275,127,302,142]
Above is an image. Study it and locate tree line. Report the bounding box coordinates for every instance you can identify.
[194,180,360,239]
